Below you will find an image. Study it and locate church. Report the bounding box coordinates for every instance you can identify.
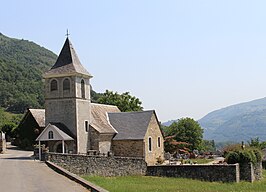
[34,37,164,165]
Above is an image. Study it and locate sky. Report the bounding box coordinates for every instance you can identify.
[1,1,266,122]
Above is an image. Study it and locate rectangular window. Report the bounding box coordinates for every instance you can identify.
[85,121,88,132]
[148,137,152,152]
[158,137,161,148]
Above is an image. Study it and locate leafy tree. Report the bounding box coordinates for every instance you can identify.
[97,90,143,112]
[201,140,216,152]
[247,137,266,149]
[248,137,260,148]
[164,118,204,151]
[164,135,191,154]
[2,122,16,140]
[91,89,103,103]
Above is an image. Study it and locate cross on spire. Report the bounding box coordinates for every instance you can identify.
[66,29,70,38]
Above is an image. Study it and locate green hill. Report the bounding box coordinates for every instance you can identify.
[0,33,57,113]
[198,97,266,142]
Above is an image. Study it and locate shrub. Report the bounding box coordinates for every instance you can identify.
[252,148,262,162]
[223,144,242,157]
[225,148,262,165]
[238,150,254,164]
[225,151,239,164]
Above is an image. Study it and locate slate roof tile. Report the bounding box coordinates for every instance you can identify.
[44,38,92,78]
[108,110,154,140]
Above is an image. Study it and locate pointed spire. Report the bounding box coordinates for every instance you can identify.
[44,37,92,78]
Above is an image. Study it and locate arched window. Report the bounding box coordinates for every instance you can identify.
[63,78,70,91]
[81,79,85,98]
[50,79,58,91]
[48,131,53,139]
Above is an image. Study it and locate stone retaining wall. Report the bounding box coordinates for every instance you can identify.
[47,153,261,183]
[240,162,263,182]
[47,153,147,176]
[147,164,240,182]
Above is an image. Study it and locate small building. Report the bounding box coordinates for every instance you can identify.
[33,37,164,165]
[16,109,45,149]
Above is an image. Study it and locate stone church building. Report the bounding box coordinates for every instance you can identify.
[34,37,164,165]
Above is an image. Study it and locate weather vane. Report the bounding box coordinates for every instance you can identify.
[66,29,70,38]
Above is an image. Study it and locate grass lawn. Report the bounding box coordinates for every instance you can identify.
[83,170,266,192]
[190,158,214,164]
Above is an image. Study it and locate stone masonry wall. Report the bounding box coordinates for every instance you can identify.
[0,139,6,153]
[240,162,262,182]
[147,164,240,183]
[144,113,164,165]
[47,153,147,176]
[112,140,144,157]
[47,153,259,183]
[240,163,255,182]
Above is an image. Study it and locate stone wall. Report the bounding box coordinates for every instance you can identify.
[0,139,6,153]
[254,162,263,181]
[240,162,262,182]
[47,153,147,176]
[147,164,240,183]
[46,153,261,183]
[240,163,254,182]
[112,140,144,157]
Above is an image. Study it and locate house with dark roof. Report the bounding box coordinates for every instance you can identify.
[33,37,164,165]
[16,109,45,149]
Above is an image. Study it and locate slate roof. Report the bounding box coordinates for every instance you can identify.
[90,103,120,134]
[50,122,76,140]
[44,37,92,78]
[108,110,155,140]
[29,109,45,127]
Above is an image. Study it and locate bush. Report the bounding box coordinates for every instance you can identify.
[238,150,254,164]
[253,148,262,162]
[225,148,262,165]
[225,151,239,164]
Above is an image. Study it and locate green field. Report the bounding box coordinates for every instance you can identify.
[83,170,266,192]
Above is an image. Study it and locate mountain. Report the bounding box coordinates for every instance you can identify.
[162,120,177,127]
[0,33,57,113]
[198,97,266,142]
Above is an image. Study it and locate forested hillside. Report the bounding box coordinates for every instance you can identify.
[0,33,57,113]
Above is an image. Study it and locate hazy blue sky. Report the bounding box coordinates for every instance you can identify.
[2,1,266,122]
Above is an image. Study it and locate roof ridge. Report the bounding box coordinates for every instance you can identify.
[108,110,154,114]
[91,103,118,108]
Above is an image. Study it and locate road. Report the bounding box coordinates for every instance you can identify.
[0,144,88,192]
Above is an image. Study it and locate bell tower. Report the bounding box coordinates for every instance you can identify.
[43,37,92,153]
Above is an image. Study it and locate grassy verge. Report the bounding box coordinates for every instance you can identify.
[83,170,266,192]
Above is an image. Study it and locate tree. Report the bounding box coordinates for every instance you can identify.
[97,90,143,112]
[165,118,204,151]
[2,122,16,140]
[202,140,216,152]
[164,135,191,154]
[247,137,266,149]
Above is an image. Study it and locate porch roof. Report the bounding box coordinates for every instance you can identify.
[36,123,74,141]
